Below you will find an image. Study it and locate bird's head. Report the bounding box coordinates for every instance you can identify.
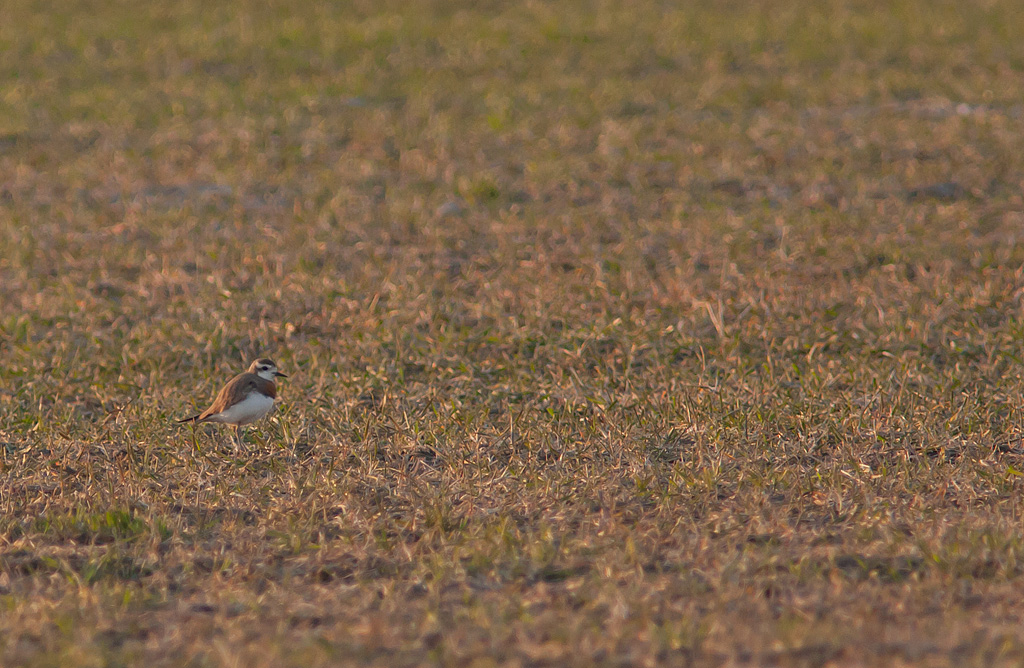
[250,358,287,380]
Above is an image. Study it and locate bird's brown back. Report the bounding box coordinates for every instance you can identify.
[198,372,277,420]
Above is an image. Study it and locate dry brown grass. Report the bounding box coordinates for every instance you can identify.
[3,0,1024,665]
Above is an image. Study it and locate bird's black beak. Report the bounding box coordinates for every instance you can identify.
[276,372,288,378]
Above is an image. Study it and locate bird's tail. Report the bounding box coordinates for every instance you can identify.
[177,415,201,424]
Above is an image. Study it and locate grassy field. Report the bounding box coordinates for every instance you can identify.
[3,0,1024,665]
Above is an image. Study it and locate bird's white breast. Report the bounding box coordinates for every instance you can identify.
[208,392,275,425]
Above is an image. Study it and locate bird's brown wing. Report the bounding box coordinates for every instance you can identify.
[197,373,261,421]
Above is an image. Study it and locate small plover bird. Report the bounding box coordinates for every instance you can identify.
[178,358,287,446]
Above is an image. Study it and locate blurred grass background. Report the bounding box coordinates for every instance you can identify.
[3,0,1024,665]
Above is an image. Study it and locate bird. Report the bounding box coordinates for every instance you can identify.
[178,358,287,447]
